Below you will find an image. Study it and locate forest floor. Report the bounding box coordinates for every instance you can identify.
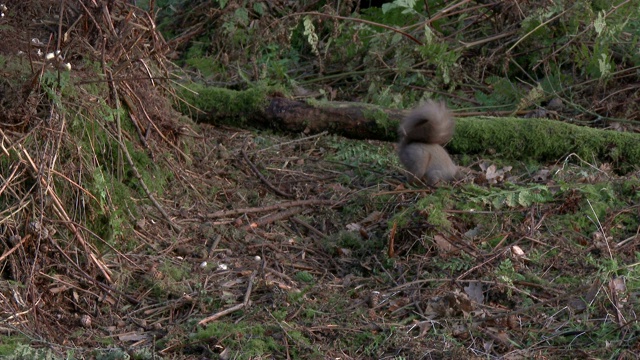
[113,122,640,360]
[1,1,639,360]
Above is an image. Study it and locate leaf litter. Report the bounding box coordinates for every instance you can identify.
[0,1,639,359]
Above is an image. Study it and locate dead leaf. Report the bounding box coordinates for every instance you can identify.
[410,320,434,337]
[479,162,513,183]
[485,164,497,177]
[433,234,455,255]
[360,211,382,224]
[221,278,245,288]
[546,98,563,111]
[118,332,150,342]
[387,297,409,312]
[464,225,483,239]
[426,291,475,318]
[511,245,526,261]
[608,122,626,132]
[337,247,352,257]
[463,282,484,304]
[610,276,626,293]
[523,108,549,118]
[346,223,362,232]
[609,276,625,324]
[568,278,601,312]
[532,169,551,182]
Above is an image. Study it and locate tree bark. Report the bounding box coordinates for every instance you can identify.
[254,97,405,140]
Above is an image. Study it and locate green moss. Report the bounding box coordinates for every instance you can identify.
[177,84,269,123]
[161,260,190,281]
[0,336,28,357]
[327,136,395,170]
[193,322,284,359]
[328,230,361,250]
[362,106,395,134]
[453,117,640,172]
[184,57,224,77]
[295,271,315,284]
[140,260,193,299]
[415,193,455,229]
[86,167,136,246]
[93,348,130,360]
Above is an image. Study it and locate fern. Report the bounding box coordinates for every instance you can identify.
[303,16,320,56]
[473,184,553,209]
[381,0,419,15]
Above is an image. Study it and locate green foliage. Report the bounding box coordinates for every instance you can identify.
[161,260,190,282]
[161,0,640,117]
[0,337,29,357]
[326,136,395,170]
[94,349,128,360]
[40,71,73,106]
[2,343,62,360]
[88,168,130,245]
[471,183,553,209]
[474,77,522,108]
[495,259,526,297]
[303,16,320,56]
[330,230,362,251]
[184,54,221,77]
[452,117,640,170]
[437,252,474,273]
[339,327,404,358]
[417,39,460,86]
[381,0,419,15]
[295,271,315,284]
[416,194,453,228]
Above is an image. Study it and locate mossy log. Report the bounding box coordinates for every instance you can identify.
[181,86,640,172]
[179,85,402,140]
[453,116,640,173]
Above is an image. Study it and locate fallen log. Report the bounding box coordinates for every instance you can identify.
[179,85,640,172]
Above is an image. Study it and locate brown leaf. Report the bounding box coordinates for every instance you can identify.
[434,234,455,255]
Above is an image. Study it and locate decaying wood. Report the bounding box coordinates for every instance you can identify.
[253,97,406,140]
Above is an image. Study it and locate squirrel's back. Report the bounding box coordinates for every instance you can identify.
[398,101,459,185]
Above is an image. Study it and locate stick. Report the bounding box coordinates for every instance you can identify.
[198,271,257,325]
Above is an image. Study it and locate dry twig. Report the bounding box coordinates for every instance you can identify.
[198,270,257,325]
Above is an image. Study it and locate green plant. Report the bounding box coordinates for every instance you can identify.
[295,271,315,284]
[471,184,554,209]
[192,322,283,359]
[495,259,526,298]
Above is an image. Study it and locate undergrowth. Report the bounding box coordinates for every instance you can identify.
[156,0,640,121]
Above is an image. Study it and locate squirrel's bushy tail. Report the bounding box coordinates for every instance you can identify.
[398,100,454,146]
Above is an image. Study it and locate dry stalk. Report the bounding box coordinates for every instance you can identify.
[198,270,257,325]
[207,199,336,219]
[18,144,112,282]
[242,138,294,198]
[107,73,183,234]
